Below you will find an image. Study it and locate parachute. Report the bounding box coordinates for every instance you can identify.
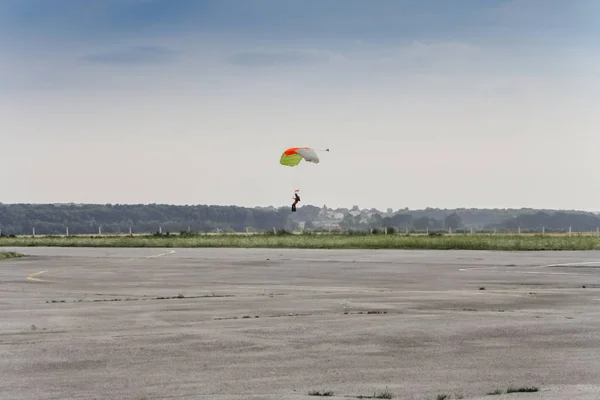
[280,146,329,212]
[279,147,328,167]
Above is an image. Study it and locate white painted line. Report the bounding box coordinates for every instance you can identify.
[145,250,176,259]
[459,260,598,277]
[26,270,48,282]
[542,260,600,268]
[517,271,589,276]
[459,268,587,276]
[459,267,510,272]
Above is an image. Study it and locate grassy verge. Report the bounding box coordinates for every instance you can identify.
[1,233,600,250]
[0,251,25,260]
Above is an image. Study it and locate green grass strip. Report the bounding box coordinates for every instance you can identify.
[1,233,600,250]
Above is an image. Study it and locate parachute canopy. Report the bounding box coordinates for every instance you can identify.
[280,147,322,167]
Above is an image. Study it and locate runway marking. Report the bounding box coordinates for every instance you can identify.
[542,260,600,268]
[459,259,600,277]
[26,270,48,282]
[515,271,589,276]
[459,268,590,276]
[459,267,499,272]
[145,250,176,259]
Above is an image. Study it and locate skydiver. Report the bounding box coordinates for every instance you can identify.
[291,192,300,212]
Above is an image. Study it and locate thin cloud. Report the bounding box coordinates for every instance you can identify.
[227,49,340,67]
[368,40,482,73]
[391,40,481,65]
[82,46,177,65]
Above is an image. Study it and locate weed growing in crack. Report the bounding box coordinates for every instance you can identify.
[507,386,539,393]
[308,389,334,396]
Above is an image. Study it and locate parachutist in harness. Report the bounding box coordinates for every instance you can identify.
[291,192,300,212]
[279,147,328,212]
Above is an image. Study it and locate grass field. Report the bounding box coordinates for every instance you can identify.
[1,233,600,250]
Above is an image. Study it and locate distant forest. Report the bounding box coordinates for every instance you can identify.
[1,203,600,236]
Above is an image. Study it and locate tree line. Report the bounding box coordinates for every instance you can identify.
[0,203,599,235]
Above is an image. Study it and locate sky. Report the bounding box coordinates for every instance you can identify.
[2,0,599,211]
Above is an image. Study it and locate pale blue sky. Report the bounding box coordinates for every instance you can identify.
[2,1,599,210]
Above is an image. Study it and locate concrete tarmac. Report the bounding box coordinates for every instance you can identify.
[1,247,599,400]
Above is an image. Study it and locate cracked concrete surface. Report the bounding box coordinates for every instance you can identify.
[1,247,599,399]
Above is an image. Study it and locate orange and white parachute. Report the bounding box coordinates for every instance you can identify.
[279,147,328,167]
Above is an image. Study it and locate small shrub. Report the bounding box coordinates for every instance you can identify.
[507,386,539,393]
[374,388,394,399]
[179,231,199,238]
[308,389,334,396]
[342,302,353,314]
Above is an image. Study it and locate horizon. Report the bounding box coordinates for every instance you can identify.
[1,201,599,215]
[3,1,598,211]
